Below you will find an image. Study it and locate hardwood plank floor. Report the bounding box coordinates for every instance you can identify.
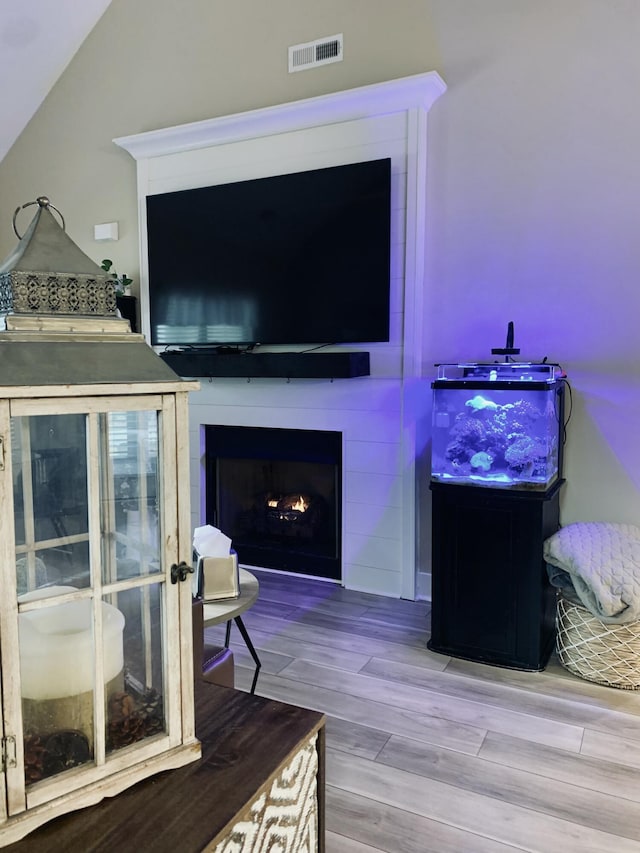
[204,569,640,853]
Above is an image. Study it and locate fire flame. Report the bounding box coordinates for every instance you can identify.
[267,499,279,508]
[291,495,308,512]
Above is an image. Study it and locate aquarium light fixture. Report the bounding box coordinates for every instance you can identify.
[433,362,564,383]
[491,320,520,356]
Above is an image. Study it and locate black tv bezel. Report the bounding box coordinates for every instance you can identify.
[145,158,392,348]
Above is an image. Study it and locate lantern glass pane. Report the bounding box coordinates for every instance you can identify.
[100,410,162,583]
[106,584,165,753]
[12,413,90,594]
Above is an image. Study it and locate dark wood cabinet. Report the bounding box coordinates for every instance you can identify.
[428,480,563,671]
[6,684,325,852]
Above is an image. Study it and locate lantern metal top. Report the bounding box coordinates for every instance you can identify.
[0,197,192,390]
[0,197,119,325]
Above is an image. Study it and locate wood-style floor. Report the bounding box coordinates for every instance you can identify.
[204,569,640,853]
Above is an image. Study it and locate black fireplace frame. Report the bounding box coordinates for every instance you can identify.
[204,425,342,580]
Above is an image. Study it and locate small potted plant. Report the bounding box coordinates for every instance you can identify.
[101,259,137,331]
[101,259,133,296]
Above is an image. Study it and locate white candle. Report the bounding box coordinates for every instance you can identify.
[18,586,125,700]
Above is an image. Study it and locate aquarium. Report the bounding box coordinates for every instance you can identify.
[430,362,566,490]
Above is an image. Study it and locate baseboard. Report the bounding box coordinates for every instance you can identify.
[416,571,432,602]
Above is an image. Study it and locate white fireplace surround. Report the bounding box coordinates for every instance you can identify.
[115,71,446,599]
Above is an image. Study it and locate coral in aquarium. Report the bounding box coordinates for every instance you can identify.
[445,415,487,464]
[482,415,509,461]
[470,451,493,471]
[496,400,541,437]
[465,394,499,412]
[504,436,547,476]
[442,395,549,480]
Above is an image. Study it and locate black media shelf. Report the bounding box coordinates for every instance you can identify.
[159,350,370,379]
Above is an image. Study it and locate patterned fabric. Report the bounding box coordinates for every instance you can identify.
[213,735,319,852]
[544,522,640,623]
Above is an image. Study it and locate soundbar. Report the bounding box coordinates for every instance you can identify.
[159,350,370,379]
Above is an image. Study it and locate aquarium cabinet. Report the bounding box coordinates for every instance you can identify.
[0,198,201,846]
[428,362,566,670]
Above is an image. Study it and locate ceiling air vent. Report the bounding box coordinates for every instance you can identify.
[288,34,343,73]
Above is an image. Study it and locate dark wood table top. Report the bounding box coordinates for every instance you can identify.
[5,683,326,852]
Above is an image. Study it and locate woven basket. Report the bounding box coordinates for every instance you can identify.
[556,596,640,690]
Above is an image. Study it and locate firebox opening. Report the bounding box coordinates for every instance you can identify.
[204,426,342,580]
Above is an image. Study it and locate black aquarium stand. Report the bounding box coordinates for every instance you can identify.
[428,479,563,671]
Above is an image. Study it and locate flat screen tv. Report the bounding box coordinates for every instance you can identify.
[145,158,391,347]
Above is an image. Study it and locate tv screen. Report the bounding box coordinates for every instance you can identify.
[146,158,391,347]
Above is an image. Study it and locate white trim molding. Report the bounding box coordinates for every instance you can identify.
[114,72,446,161]
[115,72,445,600]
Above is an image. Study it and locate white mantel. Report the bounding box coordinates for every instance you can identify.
[115,72,445,599]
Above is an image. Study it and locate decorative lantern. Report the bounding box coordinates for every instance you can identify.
[0,198,200,846]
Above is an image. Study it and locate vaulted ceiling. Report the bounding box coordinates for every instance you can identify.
[0,0,113,163]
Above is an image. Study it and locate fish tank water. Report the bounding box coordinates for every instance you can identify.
[431,362,566,491]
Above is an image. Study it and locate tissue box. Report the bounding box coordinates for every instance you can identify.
[196,550,240,601]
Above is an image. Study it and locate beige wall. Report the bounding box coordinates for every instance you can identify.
[0,0,441,270]
[2,0,640,561]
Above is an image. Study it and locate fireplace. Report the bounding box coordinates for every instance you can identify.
[204,426,342,580]
[120,73,447,599]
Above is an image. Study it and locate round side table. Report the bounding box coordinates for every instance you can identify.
[202,568,261,693]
